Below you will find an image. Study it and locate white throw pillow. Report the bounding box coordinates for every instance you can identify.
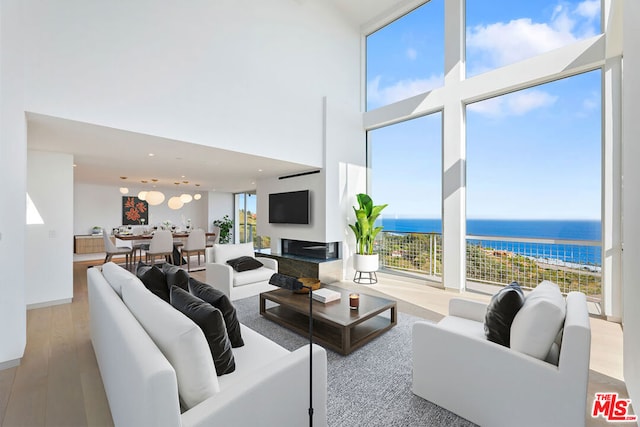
[121,279,219,409]
[510,281,566,361]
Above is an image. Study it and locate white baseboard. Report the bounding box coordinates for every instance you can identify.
[27,298,73,310]
[0,358,21,371]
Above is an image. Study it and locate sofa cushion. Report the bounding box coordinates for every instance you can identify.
[484,282,525,347]
[233,267,275,287]
[136,262,170,302]
[226,256,263,272]
[189,277,244,347]
[510,280,566,360]
[217,324,290,390]
[211,242,255,264]
[162,263,190,292]
[170,286,235,376]
[121,278,219,409]
[102,262,142,298]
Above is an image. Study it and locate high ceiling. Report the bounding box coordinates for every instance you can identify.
[26,1,406,194]
[27,113,316,194]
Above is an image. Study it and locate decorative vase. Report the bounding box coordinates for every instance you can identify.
[353,253,379,272]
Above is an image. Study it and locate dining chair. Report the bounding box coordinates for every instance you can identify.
[145,230,174,265]
[103,229,133,270]
[206,226,221,247]
[180,229,206,271]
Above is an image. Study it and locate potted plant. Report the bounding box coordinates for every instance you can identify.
[213,215,233,244]
[349,193,388,275]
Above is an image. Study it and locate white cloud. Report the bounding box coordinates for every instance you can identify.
[466,1,600,73]
[467,18,576,70]
[467,89,558,118]
[368,74,444,107]
[406,48,417,60]
[575,0,601,20]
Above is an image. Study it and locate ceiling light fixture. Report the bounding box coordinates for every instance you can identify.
[194,194,202,200]
[146,190,165,206]
[168,182,184,210]
[119,187,129,194]
[180,193,193,203]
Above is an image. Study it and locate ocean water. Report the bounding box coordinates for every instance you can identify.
[379,218,602,266]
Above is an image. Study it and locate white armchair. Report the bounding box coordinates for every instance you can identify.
[412,291,591,427]
[205,243,278,300]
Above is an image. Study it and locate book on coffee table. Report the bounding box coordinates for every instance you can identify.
[311,288,341,303]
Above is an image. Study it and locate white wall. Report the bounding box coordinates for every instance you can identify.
[0,0,27,368]
[22,0,358,168]
[208,192,234,233]
[74,183,209,235]
[26,150,74,306]
[622,0,640,410]
[257,171,326,252]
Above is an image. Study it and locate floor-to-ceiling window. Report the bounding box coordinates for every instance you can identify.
[466,70,602,298]
[366,0,444,112]
[235,193,256,244]
[364,0,610,308]
[367,114,443,278]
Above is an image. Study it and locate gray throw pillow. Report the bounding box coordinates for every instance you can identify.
[484,281,525,347]
[170,286,235,376]
[188,277,244,348]
[226,256,263,272]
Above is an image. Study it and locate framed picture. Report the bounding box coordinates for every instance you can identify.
[122,196,149,225]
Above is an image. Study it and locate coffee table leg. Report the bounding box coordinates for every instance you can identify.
[260,294,266,315]
[343,327,351,355]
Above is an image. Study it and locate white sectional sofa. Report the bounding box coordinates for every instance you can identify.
[412,285,591,427]
[88,262,327,427]
[206,242,278,300]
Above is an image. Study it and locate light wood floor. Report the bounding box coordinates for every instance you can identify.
[0,259,628,426]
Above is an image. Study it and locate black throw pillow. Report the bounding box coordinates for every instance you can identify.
[169,286,235,376]
[484,281,525,347]
[188,277,244,348]
[226,256,263,272]
[162,263,190,292]
[136,262,170,303]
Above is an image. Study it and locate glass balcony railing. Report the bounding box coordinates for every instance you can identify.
[378,231,602,302]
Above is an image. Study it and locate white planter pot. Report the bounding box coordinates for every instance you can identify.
[354,253,379,272]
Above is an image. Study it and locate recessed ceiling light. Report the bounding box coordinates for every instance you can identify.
[148,153,155,157]
[73,164,77,167]
[120,176,127,180]
[258,169,263,172]
[251,182,255,185]
[181,175,186,178]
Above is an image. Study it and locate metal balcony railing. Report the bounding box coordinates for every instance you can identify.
[377,232,443,279]
[378,231,602,302]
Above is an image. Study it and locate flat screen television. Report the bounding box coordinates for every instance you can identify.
[269,190,310,224]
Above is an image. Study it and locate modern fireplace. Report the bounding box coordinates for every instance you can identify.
[281,239,339,260]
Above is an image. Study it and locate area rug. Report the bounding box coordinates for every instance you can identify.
[233,296,476,427]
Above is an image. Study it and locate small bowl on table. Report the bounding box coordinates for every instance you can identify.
[294,277,321,293]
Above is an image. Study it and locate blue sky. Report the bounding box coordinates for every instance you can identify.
[367,0,602,221]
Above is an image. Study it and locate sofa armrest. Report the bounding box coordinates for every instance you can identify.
[448,298,488,322]
[205,263,233,298]
[256,256,277,271]
[412,320,586,427]
[181,344,328,427]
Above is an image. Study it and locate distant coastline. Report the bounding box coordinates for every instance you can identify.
[380,218,601,240]
[379,218,602,266]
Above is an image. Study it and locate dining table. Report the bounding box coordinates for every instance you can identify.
[112,231,217,265]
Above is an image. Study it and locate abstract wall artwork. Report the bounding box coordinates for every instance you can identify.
[122,196,149,225]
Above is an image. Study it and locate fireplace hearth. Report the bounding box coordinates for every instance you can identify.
[281,239,339,260]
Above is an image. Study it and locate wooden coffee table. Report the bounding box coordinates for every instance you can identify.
[259,285,397,355]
